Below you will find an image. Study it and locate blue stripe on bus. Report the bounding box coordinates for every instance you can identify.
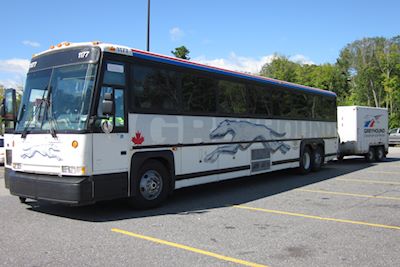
[132,51,337,98]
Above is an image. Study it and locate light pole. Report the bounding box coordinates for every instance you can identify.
[146,0,151,51]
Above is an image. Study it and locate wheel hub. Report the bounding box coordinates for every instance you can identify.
[140,170,163,200]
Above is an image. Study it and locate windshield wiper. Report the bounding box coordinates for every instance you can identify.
[47,111,58,138]
[21,90,47,139]
[43,86,58,138]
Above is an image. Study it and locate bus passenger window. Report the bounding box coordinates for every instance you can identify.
[182,74,217,113]
[131,64,179,111]
[218,80,247,114]
[104,62,125,86]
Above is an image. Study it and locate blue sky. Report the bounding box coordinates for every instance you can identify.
[1,0,399,87]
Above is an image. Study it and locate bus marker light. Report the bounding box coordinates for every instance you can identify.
[57,43,62,48]
[50,45,55,49]
[72,140,79,148]
[64,42,70,46]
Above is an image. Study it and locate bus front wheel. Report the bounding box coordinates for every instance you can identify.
[129,160,169,209]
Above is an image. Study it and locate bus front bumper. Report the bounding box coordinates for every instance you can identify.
[7,170,94,205]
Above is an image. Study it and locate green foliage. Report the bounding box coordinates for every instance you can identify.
[260,55,299,82]
[260,36,400,128]
[260,56,349,105]
[171,46,190,60]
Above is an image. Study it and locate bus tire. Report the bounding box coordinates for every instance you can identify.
[365,147,375,162]
[311,146,324,172]
[375,146,385,162]
[299,146,312,174]
[128,160,170,209]
[19,197,27,204]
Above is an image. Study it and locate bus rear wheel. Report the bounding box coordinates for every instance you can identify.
[129,160,169,209]
[312,146,324,172]
[299,146,312,174]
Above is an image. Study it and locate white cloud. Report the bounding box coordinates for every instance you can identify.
[193,53,315,74]
[22,40,41,48]
[0,58,30,88]
[193,53,277,74]
[0,78,24,90]
[289,54,315,65]
[169,27,184,41]
[0,58,30,75]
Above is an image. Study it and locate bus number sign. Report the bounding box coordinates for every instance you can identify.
[78,51,90,59]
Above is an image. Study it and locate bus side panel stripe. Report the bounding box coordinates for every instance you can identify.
[176,165,250,181]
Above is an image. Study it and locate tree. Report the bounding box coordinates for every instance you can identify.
[260,56,349,104]
[171,46,190,60]
[260,55,299,82]
[337,36,400,127]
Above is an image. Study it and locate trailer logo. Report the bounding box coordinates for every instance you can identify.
[364,115,385,134]
[204,120,290,163]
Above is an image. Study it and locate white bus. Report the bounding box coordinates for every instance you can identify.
[2,42,337,208]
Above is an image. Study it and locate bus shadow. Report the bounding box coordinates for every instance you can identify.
[26,157,400,222]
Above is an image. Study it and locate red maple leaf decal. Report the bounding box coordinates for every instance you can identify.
[132,131,144,145]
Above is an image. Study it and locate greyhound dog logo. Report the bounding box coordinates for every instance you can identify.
[204,120,290,163]
[21,143,62,161]
[364,115,382,128]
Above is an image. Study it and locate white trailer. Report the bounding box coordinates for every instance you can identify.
[337,106,388,162]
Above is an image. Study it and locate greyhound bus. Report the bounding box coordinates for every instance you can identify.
[2,42,337,208]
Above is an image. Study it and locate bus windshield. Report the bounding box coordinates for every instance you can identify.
[16,63,97,132]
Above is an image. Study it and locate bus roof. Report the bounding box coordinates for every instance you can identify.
[35,41,337,98]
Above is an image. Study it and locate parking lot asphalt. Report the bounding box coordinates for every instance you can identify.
[1,147,400,267]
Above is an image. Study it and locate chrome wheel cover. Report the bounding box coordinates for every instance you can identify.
[140,170,163,200]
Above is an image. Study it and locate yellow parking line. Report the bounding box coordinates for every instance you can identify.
[336,178,400,185]
[367,171,399,175]
[296,188,400,201]
[111,228,268,267]
[234,205,400,231]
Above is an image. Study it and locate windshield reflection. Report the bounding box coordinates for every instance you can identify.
[16,64,97,132]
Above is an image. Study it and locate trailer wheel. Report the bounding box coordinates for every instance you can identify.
[375,146,385,162]
[311,146,324,172]
[128,160,170,209]
[299,146,312,174]
[365,147,375,162]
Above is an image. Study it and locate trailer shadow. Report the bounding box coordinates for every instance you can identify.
[26,156,400,222]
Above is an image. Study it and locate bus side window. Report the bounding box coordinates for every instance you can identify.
[114,89,125,127]
[96,87,125,128]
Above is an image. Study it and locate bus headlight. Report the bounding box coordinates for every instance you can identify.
[13,163,21,170]
[62,166,86,175]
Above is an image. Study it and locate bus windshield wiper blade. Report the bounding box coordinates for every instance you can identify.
[21,90,47,138]
[48,114,58,138]
[43,87,57,138]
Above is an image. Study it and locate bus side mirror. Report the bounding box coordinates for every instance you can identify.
[1,88,17,130]
[102,92,114,116]
[0,99,5,117]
